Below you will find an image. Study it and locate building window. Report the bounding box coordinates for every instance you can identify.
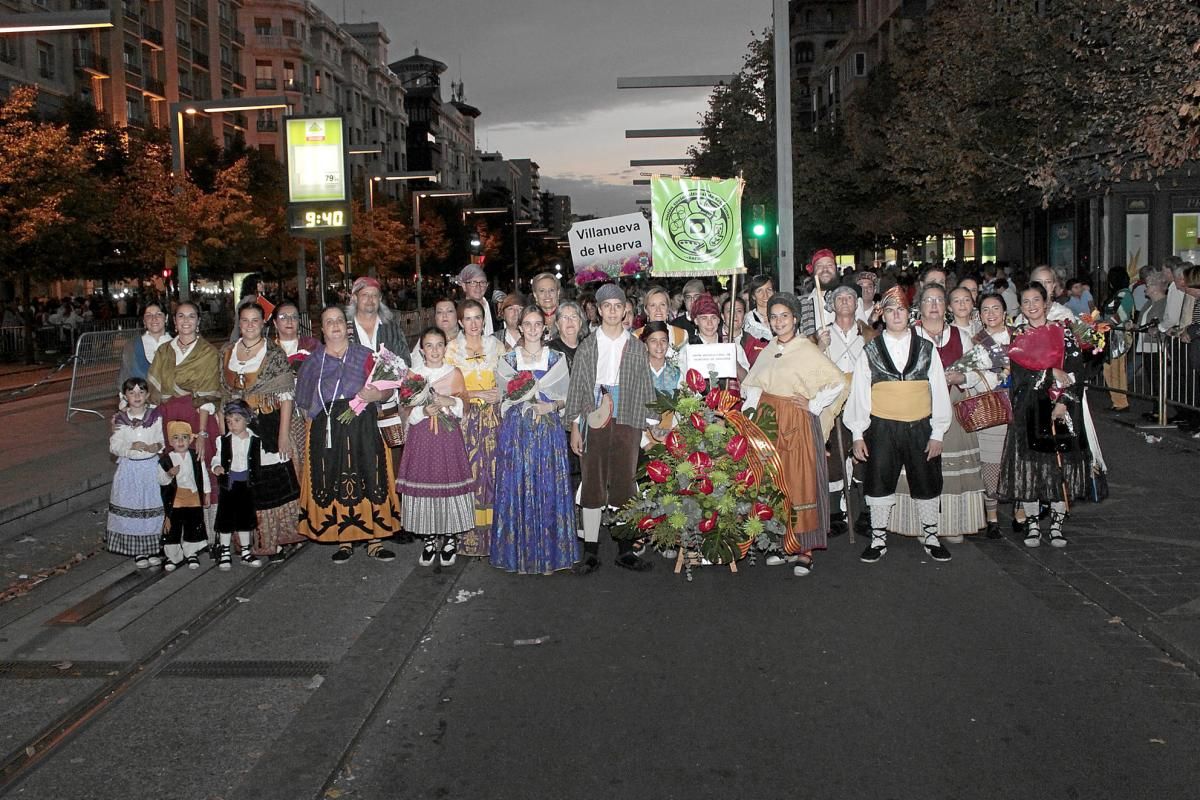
[0,37,20,66]
[1173,213,1200,263]
[281,18,295,36]
[177,20,188,44]
[37,41,54,79]
[219,45,231,66]
[313,72,321,93]
[254,18,271,35]
[218,1,229,20]
[825,39,838,50]
[854,52,867,77]
[795,42,813,64]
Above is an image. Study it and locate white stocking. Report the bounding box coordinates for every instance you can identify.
[581,508,602,544]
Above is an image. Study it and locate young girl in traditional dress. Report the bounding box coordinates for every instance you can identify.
[490,306,577,575]
[395,328,475,568]
[107,377,166,568]
[210,400,262,570]
[158,420,210,570]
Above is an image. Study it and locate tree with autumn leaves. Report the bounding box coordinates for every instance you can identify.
[691,0,1200,253]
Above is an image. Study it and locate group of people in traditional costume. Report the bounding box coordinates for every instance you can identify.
[104,254,1104,579]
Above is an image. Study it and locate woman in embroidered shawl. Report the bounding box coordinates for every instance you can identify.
[445,299,504,558]
[148,302,223,516]
[219,301,303,560]
[740,293,848,577]
[395,327,475,568]
[293,306,401,564]
[489,306,577,574]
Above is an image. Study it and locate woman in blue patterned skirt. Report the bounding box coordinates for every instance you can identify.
[489,306,577,574]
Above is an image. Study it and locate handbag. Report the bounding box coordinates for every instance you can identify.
[953,372,1012,432]
[1089,468,1109,503]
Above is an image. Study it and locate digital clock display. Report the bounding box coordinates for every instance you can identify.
[304,210,344,228]
[288,202,351,235]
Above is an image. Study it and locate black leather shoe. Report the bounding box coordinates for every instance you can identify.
[573,555,601,575]
[924,541,952,562]
[614,552,653,572]
[985,521,1002,539]
[828,514,848,538]
[1012,518,1027,534]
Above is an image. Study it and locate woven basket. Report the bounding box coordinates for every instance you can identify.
[377,401,406,448]
[954,388,1012,432]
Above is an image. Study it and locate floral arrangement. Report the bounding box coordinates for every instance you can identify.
[505,371,537,404]
[1069,311,1112,354]
[616,368,789,573]
[948,342,1009,375]
[336,344,408,423]
[396,371,430,408]
[573,251,652,286]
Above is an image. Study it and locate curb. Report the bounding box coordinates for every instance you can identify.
[0,475,112,545]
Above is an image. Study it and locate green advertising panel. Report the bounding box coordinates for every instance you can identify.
[651,177,745,277]
[285,117,347,203]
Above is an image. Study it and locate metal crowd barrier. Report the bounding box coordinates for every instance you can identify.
[66,329,140,420]
[1090,332,1199,425]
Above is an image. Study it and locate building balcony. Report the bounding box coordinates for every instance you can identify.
[179,81,193,97]
[141,23,164,48]
[124,60,142,76]
[74,48,111,76]
[232,71,246,87]
[256,118,278,132]
[38,66,56,80]
[232,29,244,46]
[193,51,209,69]
[192,2,208,22]
[255,77,276,89]
[143,76,166,97]
[70,0,107,8]
[282,78,306,93]
[122,2,138,21]
[231,112,247,128]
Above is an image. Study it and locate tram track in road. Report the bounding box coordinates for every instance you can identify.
[0,546,303,797]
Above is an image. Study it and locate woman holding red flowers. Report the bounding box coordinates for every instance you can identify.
[998,282,1093,549]
[489,306,577,574]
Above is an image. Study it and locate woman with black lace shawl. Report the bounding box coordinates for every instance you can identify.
[998,283,1092,549]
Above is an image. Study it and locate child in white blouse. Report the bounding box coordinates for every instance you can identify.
[107,378,166,568]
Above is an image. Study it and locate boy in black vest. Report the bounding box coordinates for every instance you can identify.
[210,400,262,570]
[159,420,211,571]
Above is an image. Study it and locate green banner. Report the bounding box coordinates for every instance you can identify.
[651,177,745,277]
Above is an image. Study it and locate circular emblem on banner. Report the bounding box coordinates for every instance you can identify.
[662,186,734,264]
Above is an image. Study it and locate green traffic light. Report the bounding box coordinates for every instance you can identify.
[751,222,766,238]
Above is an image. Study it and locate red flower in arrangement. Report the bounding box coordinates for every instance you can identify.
[689,411,707,432]
[638,514,665,532]
[686,451,713,474]
[646,460,671,484]
[698,511,718,533]
[685,368,707,393]
[664,430,687,458]
[725,435,748,462]
[734,467,757,488]
[694,476,714,495]
[705,388,724,410]
[752,502,774,521]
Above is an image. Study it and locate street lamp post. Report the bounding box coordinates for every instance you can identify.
[412,190,470,312]
[168,96,289,302]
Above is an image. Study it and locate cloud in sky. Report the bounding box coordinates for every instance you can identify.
[317,0,770,217]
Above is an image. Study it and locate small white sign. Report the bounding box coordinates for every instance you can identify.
[568,212,651,277]
[685,343,738,379]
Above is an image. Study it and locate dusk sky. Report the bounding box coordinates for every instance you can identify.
[315,0,771,218]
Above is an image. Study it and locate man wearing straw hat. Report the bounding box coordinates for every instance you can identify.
[844,286,953,564]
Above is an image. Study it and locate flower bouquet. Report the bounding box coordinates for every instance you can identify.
[949,342,1009,375]
[337,344,408,423]
[616,368,788,580]
[1069,311,1111,354]
[573,251,652,286]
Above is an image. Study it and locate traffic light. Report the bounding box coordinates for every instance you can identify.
[749,204,767,239]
